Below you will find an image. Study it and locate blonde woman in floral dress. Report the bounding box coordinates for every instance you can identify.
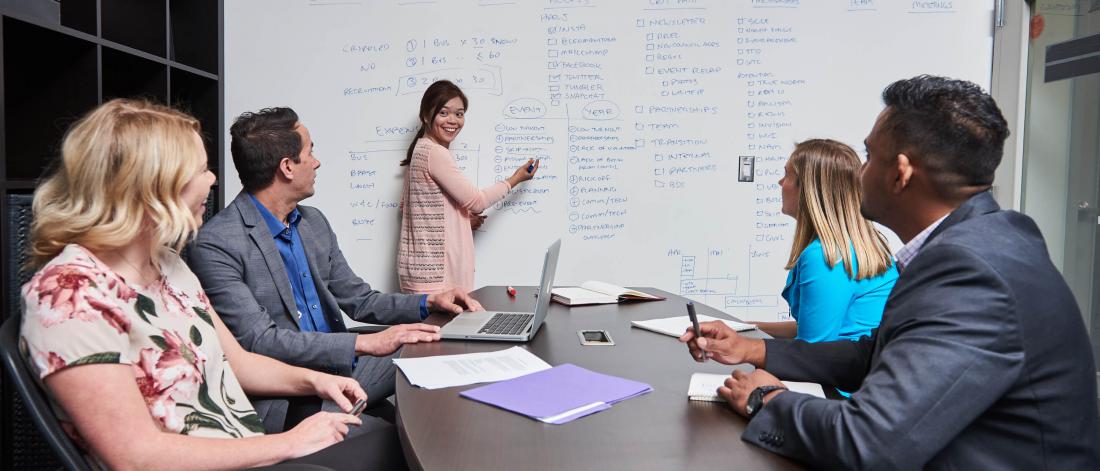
[20,99,399,470]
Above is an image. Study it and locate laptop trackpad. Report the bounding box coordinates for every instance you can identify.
[441,311,494,333]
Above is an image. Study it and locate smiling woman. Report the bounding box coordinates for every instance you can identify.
[396,80,541,294]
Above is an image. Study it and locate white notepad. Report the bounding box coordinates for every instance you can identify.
[631,315,756,338]
[551,281,663,306]
[688,373,827,402]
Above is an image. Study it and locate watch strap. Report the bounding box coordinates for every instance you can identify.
[747,385,788,418]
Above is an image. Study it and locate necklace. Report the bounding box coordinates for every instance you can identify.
[115,252,158,285]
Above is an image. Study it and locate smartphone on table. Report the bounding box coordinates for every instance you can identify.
[578,329,615,346]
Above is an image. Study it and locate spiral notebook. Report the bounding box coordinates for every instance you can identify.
[688,373,826,402]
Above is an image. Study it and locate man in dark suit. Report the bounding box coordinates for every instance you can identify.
[188,107,482,436]
[682,75,1100,469]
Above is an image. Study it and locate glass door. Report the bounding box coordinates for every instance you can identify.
[1022,0,1100,394]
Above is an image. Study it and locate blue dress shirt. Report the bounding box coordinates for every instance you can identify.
[249,194,431,328]
[249,194,338,333]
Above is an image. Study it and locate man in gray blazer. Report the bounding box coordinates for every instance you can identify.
[188,107,483,435]
[682,75,1100,469]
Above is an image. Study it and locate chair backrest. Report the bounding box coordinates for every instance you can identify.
[0,316,91,471]
[6,192,74,470]
[6,193,34,318]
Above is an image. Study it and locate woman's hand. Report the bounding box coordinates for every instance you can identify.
[751,320,798,339]
[283,411,362,459]
[307,371,367,412]
[506,158,539,187]
[471,213,487,231]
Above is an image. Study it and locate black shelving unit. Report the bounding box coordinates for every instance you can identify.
[0,1,223,468]
[103,47,169,103]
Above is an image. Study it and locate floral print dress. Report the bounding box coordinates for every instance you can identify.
[20,244,263,464]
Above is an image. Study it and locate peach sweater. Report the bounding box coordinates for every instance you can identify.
[397,138,511,294]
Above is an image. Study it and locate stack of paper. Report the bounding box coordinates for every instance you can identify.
[460,363,653,424]
[687,373,827,402]
[393,347,551,390]
[631,314,756,337]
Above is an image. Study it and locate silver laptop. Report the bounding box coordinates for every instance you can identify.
[440,239,560,342]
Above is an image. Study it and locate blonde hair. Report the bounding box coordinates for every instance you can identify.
[29,98,205,268]
[785,139,893,280]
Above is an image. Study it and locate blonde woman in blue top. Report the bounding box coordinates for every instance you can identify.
[753,139,898,343]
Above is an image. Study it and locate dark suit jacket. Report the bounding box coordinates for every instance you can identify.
[745,192,1100,469]
[187,192,421,426]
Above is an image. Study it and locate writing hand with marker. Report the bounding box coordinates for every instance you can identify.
[470,212,486,231]
[506,158,539,188]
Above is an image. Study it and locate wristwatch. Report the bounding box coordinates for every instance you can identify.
[746,385,788,418]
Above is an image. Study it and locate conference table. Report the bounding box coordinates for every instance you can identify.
[395,286,805,470]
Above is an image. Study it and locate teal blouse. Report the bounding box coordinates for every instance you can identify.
[782,239,898,343]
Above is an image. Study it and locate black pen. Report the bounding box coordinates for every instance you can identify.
[686,302,707,361]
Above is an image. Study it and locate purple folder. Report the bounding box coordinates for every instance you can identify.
[459,363,653,424]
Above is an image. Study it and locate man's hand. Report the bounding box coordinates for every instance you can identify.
[679,320,766,366]
[426,288,484,314]
[307,371,367,413]
[355,323,442,356]
[719,369,785,418]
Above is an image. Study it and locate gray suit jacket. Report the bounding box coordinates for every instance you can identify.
[187,192,421,425]
[744,192,1100,469]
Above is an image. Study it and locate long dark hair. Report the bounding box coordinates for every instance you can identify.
[402,80,468,166]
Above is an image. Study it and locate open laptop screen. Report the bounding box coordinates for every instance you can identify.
[529,239,561,338]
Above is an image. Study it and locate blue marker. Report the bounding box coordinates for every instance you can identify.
[527,159,537,173]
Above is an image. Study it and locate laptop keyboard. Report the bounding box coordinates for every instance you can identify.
[478,312,534,335]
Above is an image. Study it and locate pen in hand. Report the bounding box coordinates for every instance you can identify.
[687,302,707,361]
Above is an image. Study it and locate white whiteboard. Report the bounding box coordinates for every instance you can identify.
[224,0,993,322]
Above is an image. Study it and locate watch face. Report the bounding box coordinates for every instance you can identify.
[747,386,784,418]
[746,389,763,416]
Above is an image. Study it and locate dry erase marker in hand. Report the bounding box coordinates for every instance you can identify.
[527,159,537,173]
[686,302,707,361]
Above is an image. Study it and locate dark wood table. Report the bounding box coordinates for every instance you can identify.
[395,286,803,471]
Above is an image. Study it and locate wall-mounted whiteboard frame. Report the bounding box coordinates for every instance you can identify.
[219,0,1027,322]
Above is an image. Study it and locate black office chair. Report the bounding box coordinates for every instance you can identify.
[5,192,73,469]
[0,316,91,471]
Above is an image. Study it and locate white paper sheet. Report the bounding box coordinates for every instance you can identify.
[631,315,756,338]
[393,347,552,390]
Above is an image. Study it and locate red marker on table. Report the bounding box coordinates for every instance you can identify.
[506,286,517,297]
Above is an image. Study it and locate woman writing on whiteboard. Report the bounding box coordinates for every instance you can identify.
[397,80,539,294]
[752,139,898,343]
